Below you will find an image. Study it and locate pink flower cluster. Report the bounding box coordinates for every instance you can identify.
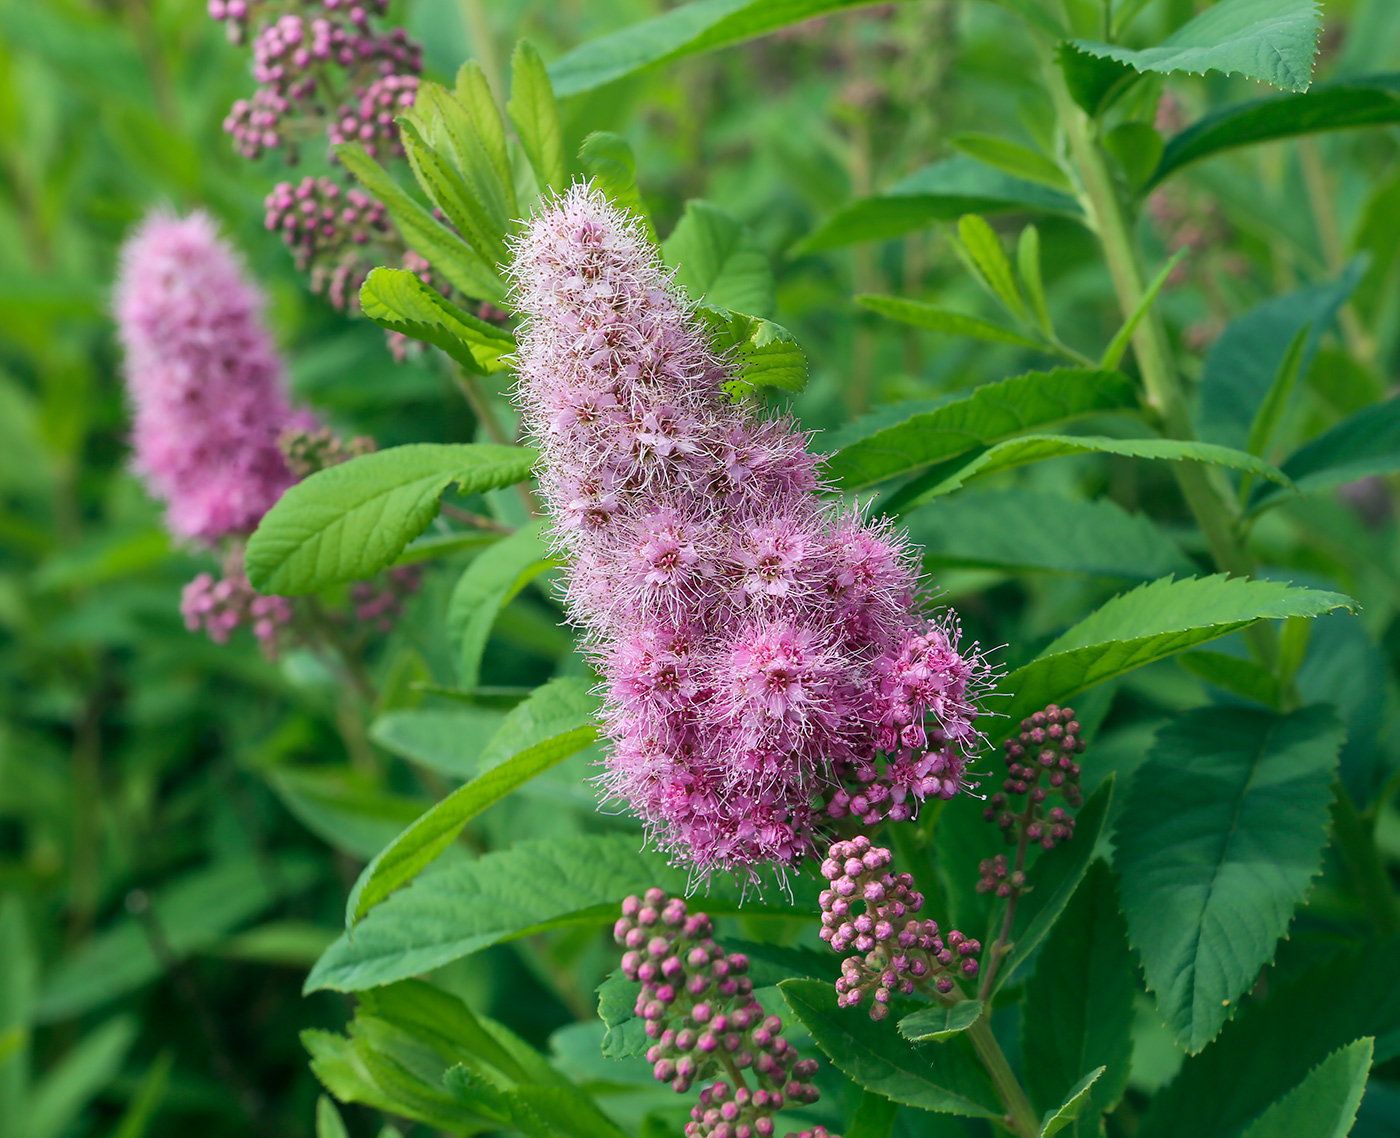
[510,186,990,874]
[614,890,830,1138]
[819,836,980,1017]
[182,563,293,656]
[114,210,308,544]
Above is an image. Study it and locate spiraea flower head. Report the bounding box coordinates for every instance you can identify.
[114,209,310,544]
[510,185,993,875]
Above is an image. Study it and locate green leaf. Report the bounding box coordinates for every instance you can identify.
[449,65,517,219]
[1251,397,1400,513]
[846,1090,901,1138]
[245,444,536,596]
[578,132,653,236]
[855,295,1044,351]
[306,835,760,993]
[798,157,1081,253]
[1039,1068,1106,1138]
[1138,937,1400,1138]
[317,1096,351,1138]
[1116,705,1343,1052]
[897,999,984,1043]
[370,708,508,779]
[1198,261,1364,451]
[1000,778,1113,987]
[1103,122,1163,192]
[1152,74,1400,186]
[337,141,505,303]
[597,971,649,1059]
[992,576,1355,735]
[696,308,809,395]
[1070,0,1321,94]
[1022,861,1135,1135]
[663,199,775,318]
[903,490,1193,580]
[949,133,1073,193]
[1239,1038,1373,1138]
[359,268,515,374]
[1177,650,1279,707]
[1017,225,1054,337]
[1057,42,1137,116]
[38,855,318,1021]
[266,768,431,861]
[446,520,555,688]
[826,368,1138,490]
[891,434,1294,511]
[955,214,1030,324]
[508,41,568,194]
[548,0,914,97]
[111,1051,173,1138]
[1100,251,1185,370]
[399,116,510,273]
[29,1017,137,1138]
[1237,324,1310,505]
[0,896,33,1133]
[346,678,599,926]
[777,979,1002,1118]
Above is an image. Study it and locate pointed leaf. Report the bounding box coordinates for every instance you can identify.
[777,979,1002,1119]
[508,41,568,193]
[399,118,510,271]
[1177,650,1279,707]
[245,444,536,595]
[266,768,431,861]
[359,267,515,373]
[579,132,653,236]
[993,576,1355,735]
[1070,0,1321,94]
[1239,1038,1373,1138]
[696,308,808,395]
[856,295,1044,350]
[1117,705,1343,1052]
[956,214,1029,324]
[29,1017,137,1138]
[950,133,1073,193]
[1018,225,1054,336]
[1251,397,1400,513]
[663,199,775,318]
[897,1000,984,1043]
[1039,1068,1106,1138]
[1100,250,1184,369]
[317,1097,351,1138]
[370,708,508,779]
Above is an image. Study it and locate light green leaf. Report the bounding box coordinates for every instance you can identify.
[697,308,809,395]
[904,490,1193,580]
[0,894,35,1132]
[955,214,1029,324]
[508,40,568,194]
[855,295,1044,351]
[663,199,775,318]
[992,576,1355,735]
[1103,122,1163,192]
[1018,225,1054,336]
[1152,74,1400,185]
[1117,705,1344,1052]
[1070,0,1321,93]
[337,141,505,303]
[1022,861,1135,1135]
[891,434,1293,511]
[798,157,1081,253]
[1100,250,1185,370]
[245,444,536,596]
[317,1096,351,1138]
[265,768,430,861]
[1251,397,1400,513]
[1239,1037,1372,1138]
[447,64,516,220]
[29,1017,137,1138]
[370,707,508,779]
[359,268,515,374]
[548,0,914,97]
[1039,1068,1106,1138]
[399,115,509,272]
[111,1051,173,1138]
[578,132,652,236]
[346,678,599,926]
[1177,650,1280,707]
[950,133,1072,193]
[1237,324,1310,505]
[38,855,319,1022]
[826,368,1138,490]
[306,835,755,993]
[777,979,1002,1118]
[897,1000,984,1043]
[215,921,339,967]
[446,520,555,688]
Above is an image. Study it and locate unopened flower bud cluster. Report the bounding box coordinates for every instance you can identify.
[819,836,979,1018]
[614,890,830,1138]
[278,423,377,477]
[350,564,423,631]
[181,555,293,657]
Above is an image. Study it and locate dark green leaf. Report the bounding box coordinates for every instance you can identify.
[1022,861,1135,1134]
[777,979,1002,1118]
[1070,0,1321,94]
[508,41,568,193]
[826,368,1137,490]
[904,490,1193,580]
[1240,1038,1373,1138]
[1039,1068,1106,1138]
[846,1090,901,1138]
[1177,650,1279,707]
[29,1017,138,1138]
[1117,705,1343,1052]
[663,200,775,318]
[949,133,1073,194]
[346,678,599,926]
[1057,42,1137,116]
[798,157,1081,253]
[1252,398,1400,513]
[897,1000,984,1043]
[1152,74,1400,185]
[1103,122,1164,193]
[856,295,1044,350]
[993,576,1354,735]
[359,268,515,374]
[578,132,652,236]
[246,445,536,596]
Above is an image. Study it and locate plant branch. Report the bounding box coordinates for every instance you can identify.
[451,365,541,517]
[967,1015,1040,1138]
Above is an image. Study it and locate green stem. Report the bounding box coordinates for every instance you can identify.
[452,365,541,517]
[1329,784,1400,936]
[967,1016,1040,1138]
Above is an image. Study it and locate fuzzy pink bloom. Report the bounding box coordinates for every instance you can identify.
[115,210,308,544]
[510,186,991,875]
